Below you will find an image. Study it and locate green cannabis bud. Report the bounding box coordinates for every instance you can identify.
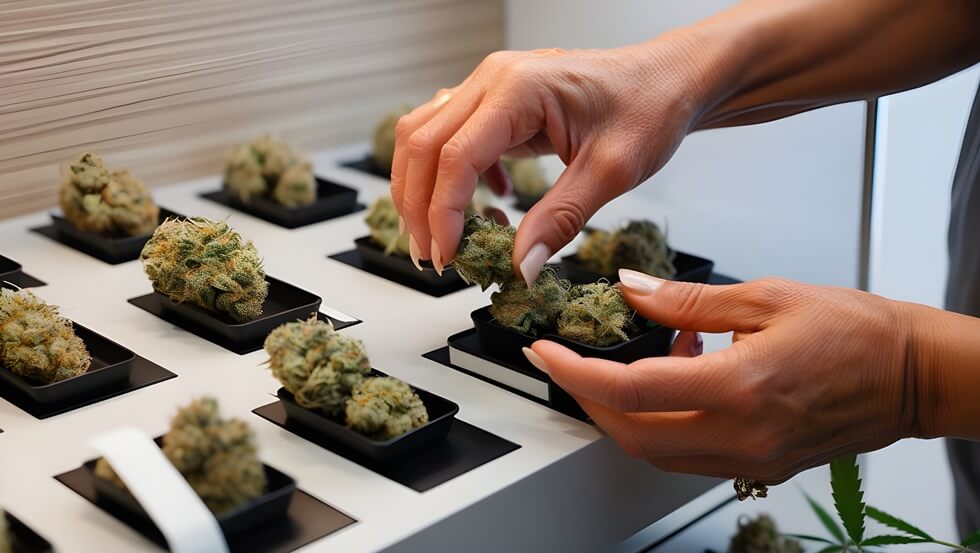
[345,376,429,439]
[365,196,411,256]
[0,289,91,383]
[264,316,371,417]
[453,216,517,290]
[490,268,570,336]
[578,219,677,279]
[140,217,268,322]
[556,282,636,346]
[503,157,551,198]
[371,105,412,175]
[59,152,160,237]
[728,514,803,553]
[0,509,9,553]
[224,135,316,208]
[95,397,267,515]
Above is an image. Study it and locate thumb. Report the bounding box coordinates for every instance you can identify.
[513,146,636,284]
[618,269,794,333]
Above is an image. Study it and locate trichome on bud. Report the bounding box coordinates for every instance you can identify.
[224,135,316,208]
[345,376,429,439]
[59,152,160,237]
[0,288,91,383]
[578,219,676,279]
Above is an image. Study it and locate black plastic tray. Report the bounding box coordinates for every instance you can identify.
[0,255,22,280]
[471,305,674,368]
[560,250,715,285]
[340,156,390,181]
[140,276,322,347]
[5,511,53,553]
[353,236,467,289]
[87,451,295,538]
[0,323,134,405]
[277,370,459,462]
[513,190,542,212]
[201,178,361,229]
[47,208,182,264]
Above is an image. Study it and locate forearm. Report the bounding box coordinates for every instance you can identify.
[645,0,980,130]
[905,303,980,441]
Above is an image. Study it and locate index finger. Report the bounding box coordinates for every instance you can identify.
[528,340,740,413]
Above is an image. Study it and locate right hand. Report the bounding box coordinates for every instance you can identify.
[390,36,713,282]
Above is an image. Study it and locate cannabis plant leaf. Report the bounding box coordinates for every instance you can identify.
[805,491,846,543]
[962,529,980,547]
[865,505,933,540]
[860,534,929,546]
[786,533,837,545]
[830,455,865,545]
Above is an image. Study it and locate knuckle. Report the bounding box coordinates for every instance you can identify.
[742,278,796,309]
[669,282,710,316]
[394,115,414,142]
[437,141,468,175]
[407,130,436,160]
[608,366,641,412]
[545,199,588,244]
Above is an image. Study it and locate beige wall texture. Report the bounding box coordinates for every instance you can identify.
[0,0,504,218]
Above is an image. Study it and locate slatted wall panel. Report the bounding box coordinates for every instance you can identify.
[0,0,504,217]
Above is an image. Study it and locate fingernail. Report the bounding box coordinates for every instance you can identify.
[409,234,423,271]
[618,269,665,295]
[398,216,405,234]
[519,243,550,286]
[691,332,703,356]
[430,237,444,276]
[522,347,550,375]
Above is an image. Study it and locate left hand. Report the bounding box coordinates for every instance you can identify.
[524,269,922,485]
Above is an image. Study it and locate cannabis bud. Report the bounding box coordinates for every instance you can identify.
[345,376,429,439]
[452,216,517,290]
[0,289,91,383]
[371,105,412,175]
[59,152,160,237]
[140,217,268,322]
[578,219,677,279]
[264,316,371,417]
[0,509,9,553]
[490,268,570,336]
[556,282,636,346]
[365,196,411,256]
[728,514,803,553]
[96,396,267,515]
[734,477,769,501]
[503,157,551,198]
[224,135,316,208]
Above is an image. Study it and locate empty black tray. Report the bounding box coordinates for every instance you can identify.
[277,370,459,462]
[49,208,182,264]
[353,236,467,289]
[4,511,53,553]
[87,448,295,537]
[140,276,322,347]
[0,255,22,280]
[560,250,715,285]
[340,156,390,181]
[471,305,674,368]
[202,178,360,229]
[0,323,135,405]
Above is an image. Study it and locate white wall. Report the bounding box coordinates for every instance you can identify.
[506,0,867,287]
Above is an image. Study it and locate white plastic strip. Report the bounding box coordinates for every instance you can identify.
[319,304,358,324]
[88,428,229,553]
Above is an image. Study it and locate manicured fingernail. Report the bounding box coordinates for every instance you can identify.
[398,216,405,234]
[618,269,665,294]
[430,237,444,276]
[409,234,423,271]
[691,332,703,356]
[522,347,550,375]
[519,243,550,286]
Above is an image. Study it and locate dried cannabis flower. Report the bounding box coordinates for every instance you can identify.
[577,219,677,279]
[728,514,803,553]
[59,152,160,237]
[264,317,371,417]
[95,396,267,515]
[345,376,429,439]
[453,216,517,290]
[490,268,570,336]
[0,289,91,383]
[503,157,551,198]
[365,196,410,256]
[371,105,412,175]
[0,509,9,553]
[224,135,316,208]
[556,282,636,346]
[140,217,268,322]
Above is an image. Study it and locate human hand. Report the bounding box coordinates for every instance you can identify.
[390,37,713,283]
[523,269,923,484]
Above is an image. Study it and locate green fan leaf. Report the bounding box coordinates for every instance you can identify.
[805,491,846,543]
[786,533,837,545]
[865,505,933,540]
[860,534,929,546]
[830,456,866,545]
[962,529,980,547]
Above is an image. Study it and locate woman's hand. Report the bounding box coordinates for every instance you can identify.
[524,269,932,485]
[390,37,717,283]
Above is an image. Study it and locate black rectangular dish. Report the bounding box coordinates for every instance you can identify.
[0,255,22,280]
[0,323,134,405]
[45,208,182,264]
[4,511,53,553]
[353,236,468,289]
[559,250,715,285]
[513,190,542,212]
[277,370,459,463]
[340,156,390,181]
[201,178,362,229]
